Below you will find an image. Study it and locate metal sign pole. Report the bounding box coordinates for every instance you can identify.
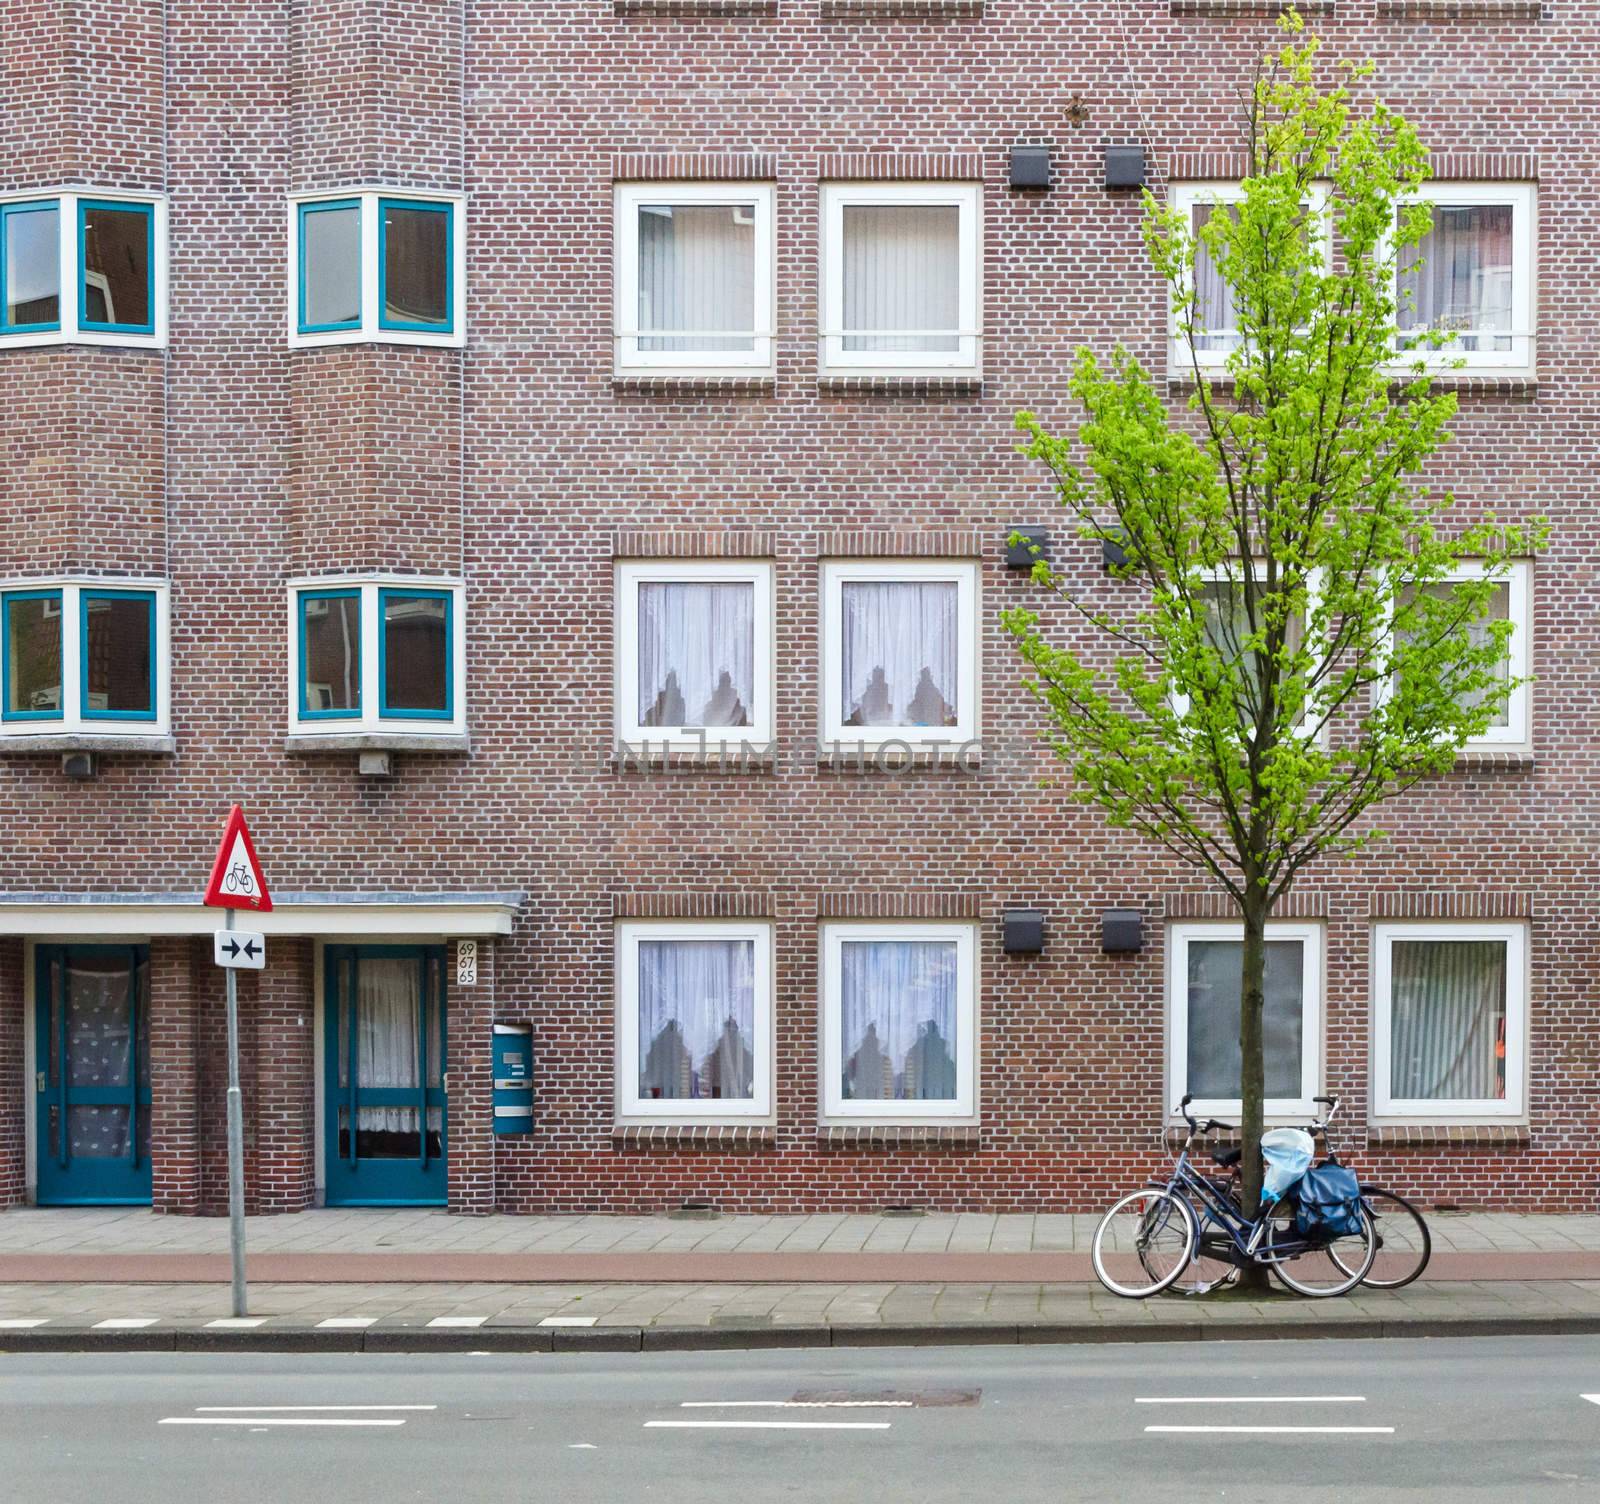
[224,906,248,1317]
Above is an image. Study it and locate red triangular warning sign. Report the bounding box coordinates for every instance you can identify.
[203,805,273,912]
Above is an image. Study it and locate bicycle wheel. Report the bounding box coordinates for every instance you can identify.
[1168,1179,1243,1295]
[1265,1198,1375,1297]
[1091,1188,1197,1299]
[1327,1187,1430,1290]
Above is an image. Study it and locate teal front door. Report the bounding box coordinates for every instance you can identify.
[324,946,447,1206]
[34,946,152,1205]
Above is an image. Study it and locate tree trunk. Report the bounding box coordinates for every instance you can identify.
[1235,884,1271,1292]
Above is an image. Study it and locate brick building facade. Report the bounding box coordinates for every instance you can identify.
[0,0,1593,1217]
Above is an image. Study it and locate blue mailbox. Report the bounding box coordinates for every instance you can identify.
[492,1022,533,1135]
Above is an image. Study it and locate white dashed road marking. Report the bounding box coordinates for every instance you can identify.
[204,1318,267,1329]
[681,1401,915,1409]
[0,1319,47,1329]
[162,1417,407,1428]
[539,1316,598,1327]
[94,1318,158,1330]
[316,1317,377,1329]
[1136,1396,1366,1405]
[427,1316,488,1328]
[196,1406,438,1413]
[646,1421,892,1431]
[1146,1425,1394,1436]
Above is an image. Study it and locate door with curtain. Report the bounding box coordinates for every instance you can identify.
[34,945,152,1205]
[323,946,448,1206]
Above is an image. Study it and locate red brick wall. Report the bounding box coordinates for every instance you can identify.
[0,940,24,1208]
[254,938,316,1213]
[3,0,1598,1215]
[149,937,202,1213]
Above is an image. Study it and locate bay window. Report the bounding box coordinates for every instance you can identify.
[614,183,774,376]
[616,921,774,1122]
[821,922,977,1122]
[0,189,166,348]
[616,560,774,751]
[1168,921,1323,1118]
[1373,922,1527,1119]
[821,559,978,748]
[820,182,981,377]
[289,190,464,348]
[289,577,464,736]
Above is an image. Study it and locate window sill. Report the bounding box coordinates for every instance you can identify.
[818,1123,980,1147]
[284,732,471,755]
[819,742,980,771]
[1377,0,1543,15]
[1452,748,1536,772]
[0,732,174,755]
[1,332,166,353]
[1172,0,1331,12]
[1367,1123,1530,1147]
[612,374,776,397]
[819,375,983,397]
[612,1122,776,1147]
[822,0,984,16]
[612,744,776,773]
[614,0,776,12]
[1169,374,1539,401]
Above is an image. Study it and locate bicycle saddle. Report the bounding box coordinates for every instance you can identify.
[1210,1146,1242,1167]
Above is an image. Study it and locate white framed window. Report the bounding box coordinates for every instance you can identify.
[1168,921,1323,1119]
[821,559,978,749]
[0,577,170,738]
[1381,559,1531,751]
[613,182,775,377]
[287,189,465,350]
[1168,181,1330,374]
[820,181,981,378]
[1395,182,1535,374]
[1373,922,1527,1120]
[287,576,465,736]
[615,560,774,752]
[821,921,978,1123]
[615,920,774,1122]
[0,188,168,350]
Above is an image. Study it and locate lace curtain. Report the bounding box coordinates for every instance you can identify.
[839,940,959,1102]
[1407,581,1511,727]
[358,957,421,1133]
[637,939,756,1101]
[1186,940,1304,1099]
[840,581,959,728]
[1398,204,1514,352]
[1389,940,1507,1101]
[637,581,754,729]
[638,203,755,352]
[1191,203,1239,351]
[842,204,960,353]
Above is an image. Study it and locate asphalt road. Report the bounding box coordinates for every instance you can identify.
[3,1335,1597,1502]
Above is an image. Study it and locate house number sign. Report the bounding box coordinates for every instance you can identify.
[456,940,478,987]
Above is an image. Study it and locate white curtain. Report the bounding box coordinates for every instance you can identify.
[637,939,755,1101]
[1191,204,1238,352]
[358,957,420,1133]
[840,581,958,728]
[1186,940,1303,1099]
[1398,204,1513,352]
[638,203,755,352]
[1412,581,1511,727]
[840,941,958,1102]
[842,204,959,353]
[1389,941,1506,1102]
[637,582,754,729]
[303,204,360,328]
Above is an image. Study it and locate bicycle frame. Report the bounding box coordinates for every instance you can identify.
[1149,1141,1311,1269]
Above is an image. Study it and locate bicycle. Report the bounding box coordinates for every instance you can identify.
[1187,1094,1431,1292]
[1091,1095,1376,1299]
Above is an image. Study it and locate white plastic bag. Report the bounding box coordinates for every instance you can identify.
[1260,1127,1316,1201]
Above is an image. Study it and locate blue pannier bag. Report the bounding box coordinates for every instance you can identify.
[1295,1163,1363,1240]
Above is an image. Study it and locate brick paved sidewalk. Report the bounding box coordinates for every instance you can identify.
[2,1207,1598,1286]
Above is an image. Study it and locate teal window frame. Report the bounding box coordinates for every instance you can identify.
[296,198,362,335]
[377,198,453,335]
[297,587,362,720]
[79,588,157,722]
[378,587,453,721]
[2,587,64,722]
[77,198,155,336]
[1,199,62,335]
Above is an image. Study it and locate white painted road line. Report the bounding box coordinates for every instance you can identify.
[539,1316,598,1327]
[316,1317,377,1329]
[94,1318,158,1330]
[0,1319,47,1329]
[1582,1395,1600,1407]
[161,1418,407,1428]
[1135,1396,1366,1405]
[427,1316,488,1328]
[681,1401,916,1410]
[646,1421,892,1432]
[196,1406,438,1413]
[1146,1425,1395,1436]
[204,1318,267,1329]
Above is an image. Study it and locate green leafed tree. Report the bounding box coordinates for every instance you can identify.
[1003,19,1543,1278]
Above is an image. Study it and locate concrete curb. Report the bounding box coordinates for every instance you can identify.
[6,1312,1600,1355]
